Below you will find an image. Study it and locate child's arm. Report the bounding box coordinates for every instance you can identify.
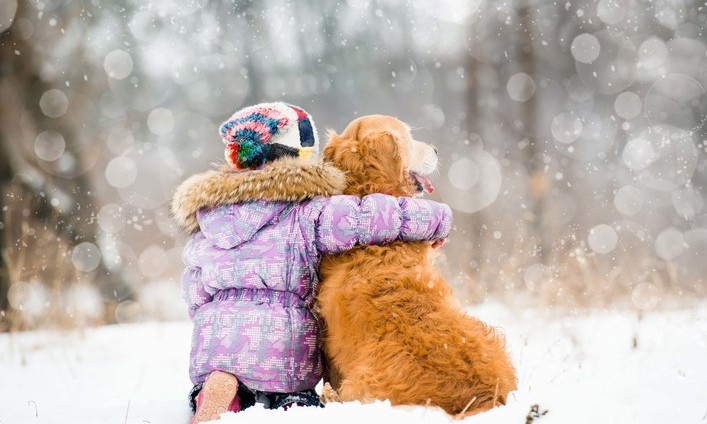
[314,193,452,254]
[397,197,453,243]
[181,267,211,319]
[180,233,214,319]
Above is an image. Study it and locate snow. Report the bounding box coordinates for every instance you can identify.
[2,301,706,424]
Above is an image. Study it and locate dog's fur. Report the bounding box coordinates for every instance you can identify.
[316,115,517,417]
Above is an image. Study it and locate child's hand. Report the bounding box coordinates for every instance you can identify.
[431,239,446,249]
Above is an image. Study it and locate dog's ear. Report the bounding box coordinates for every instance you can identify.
[361,131,403,173]
[322,129,367,196]
[323,118,363,164]
[358,130,412,196]
[323,130,362,170]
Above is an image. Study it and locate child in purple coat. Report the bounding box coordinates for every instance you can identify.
[171,103,452,423]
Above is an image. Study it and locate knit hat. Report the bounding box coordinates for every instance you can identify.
[219,102,319,169]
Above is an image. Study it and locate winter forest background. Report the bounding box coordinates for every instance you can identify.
[1,0,706,331]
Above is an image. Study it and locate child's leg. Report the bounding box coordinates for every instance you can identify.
[266,389,323,410]
[191,371,239,424]
[188,384,202,414]
[236,383,257,410]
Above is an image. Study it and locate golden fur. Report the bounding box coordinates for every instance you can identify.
[316,115,517,417]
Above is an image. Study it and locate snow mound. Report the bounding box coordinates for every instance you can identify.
[2,302,706,424]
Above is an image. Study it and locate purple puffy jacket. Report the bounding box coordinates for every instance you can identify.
[172,158,452,393]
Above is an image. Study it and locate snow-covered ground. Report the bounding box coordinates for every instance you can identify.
[2,301,706,424]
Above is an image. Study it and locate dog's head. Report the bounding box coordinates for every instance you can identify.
[323,115,438,197]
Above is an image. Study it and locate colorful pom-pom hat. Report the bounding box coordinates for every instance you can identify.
[219,102,318,169]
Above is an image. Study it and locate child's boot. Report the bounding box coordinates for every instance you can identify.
[191,371,240,424]
[268,389,323,410]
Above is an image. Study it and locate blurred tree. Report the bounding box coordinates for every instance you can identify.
[0,141,10,314]
[462,24,484,278]
[517,1,548,260]
[0,0,132,329]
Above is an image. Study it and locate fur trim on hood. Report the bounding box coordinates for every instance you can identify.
[171,157,347,234]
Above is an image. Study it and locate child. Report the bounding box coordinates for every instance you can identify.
[171,102,452,424]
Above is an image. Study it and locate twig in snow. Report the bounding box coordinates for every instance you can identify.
[27,400,38,417]
[526,404,548,424]
[124,399,131,424]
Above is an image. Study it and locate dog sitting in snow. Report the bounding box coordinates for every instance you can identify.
[316,115,517,417]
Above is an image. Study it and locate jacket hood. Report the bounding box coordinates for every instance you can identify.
[171,157,346,233]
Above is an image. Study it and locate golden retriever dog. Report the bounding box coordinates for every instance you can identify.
[316,115,517,417]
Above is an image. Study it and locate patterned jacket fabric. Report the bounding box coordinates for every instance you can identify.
[172,158,453,393]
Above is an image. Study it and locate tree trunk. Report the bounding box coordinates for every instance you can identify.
[518,2,548,261]
[461,26,486,290]
[0,141,11,315]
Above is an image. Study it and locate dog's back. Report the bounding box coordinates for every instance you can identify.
[317,114,517,416]
[318,241,517,416]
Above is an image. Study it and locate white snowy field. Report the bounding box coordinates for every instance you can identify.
[2,301,706,424]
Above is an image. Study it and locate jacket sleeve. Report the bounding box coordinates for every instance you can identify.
[181,267,211,320]
[314,193,452,254]
[397,197,453,242]
[180,234,213,319]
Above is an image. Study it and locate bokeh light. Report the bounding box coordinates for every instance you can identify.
[645,74,707,131]
[447,157,480,190]
[138,245,169,279]
[551,112,583,144]
[596,0,627,25]
[654,227,685,261]
[147,107,175,136]
[571,33,600,64]
[104,49,134,80]
[638,37,668,70]
[105,156,138,189]
[439,150,502,214]
[588,224,618,254]
[97,203,126,234]
[671,187,704,220]
[34,130,66,162]
[0,0,17,33]
[614,91,642,120]
[506,73,536,102]
[622,136,657,171]
[7,281,47,317]
[64,283,103,323]
[39,89,69,118]
[71,242,102,273]
[613,185,644,217]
